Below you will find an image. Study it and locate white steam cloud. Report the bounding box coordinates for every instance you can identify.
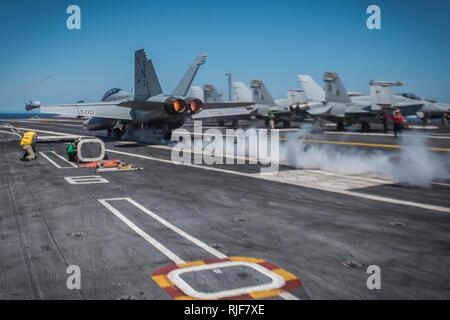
[281,130,450,188]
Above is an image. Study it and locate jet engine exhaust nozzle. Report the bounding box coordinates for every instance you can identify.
[165,98,187,114]
[187,98,204,114]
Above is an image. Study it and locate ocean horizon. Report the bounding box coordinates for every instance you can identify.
[0,112,56,119]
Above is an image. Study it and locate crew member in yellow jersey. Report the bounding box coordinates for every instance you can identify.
[20,131,38,161]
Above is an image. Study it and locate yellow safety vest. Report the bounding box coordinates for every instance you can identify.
[20,131,37,146]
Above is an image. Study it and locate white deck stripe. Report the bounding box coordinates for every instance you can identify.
[99,197,297,300]
[39,151,63,168]
[98,199,186,264]
[278,291,300,300]
[103,197,227,259]
[324,130,450,140]
[12,125,448,212]
[304,170,393,185]
[0,129,22,138]
[341,190,450,213]
[65,176,109,185]
[11,127,74,136]
[39,151,76,169]
[51,151,78,168]
[432,182,450,188]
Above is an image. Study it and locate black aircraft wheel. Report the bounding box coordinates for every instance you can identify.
[232,120,239,127]
[219,120,225,127]
[113,128,122,140]
[283,121,291,128]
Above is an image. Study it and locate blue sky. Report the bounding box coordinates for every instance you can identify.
[1,0,449,111]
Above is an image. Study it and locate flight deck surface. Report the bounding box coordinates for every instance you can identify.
[1,118,450,300]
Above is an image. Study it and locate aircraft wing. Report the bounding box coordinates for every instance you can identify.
[38,102,134,120]
[344,105,372,114]
[438,103,450,112]
[192,106,258,120]
[270,105,292,115]
[393,103,426,116]
[203,102,254,109]
[307,105,332,116]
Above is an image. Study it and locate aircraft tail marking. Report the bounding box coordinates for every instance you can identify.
[250,80,275,106]
[323,72,351,103]
[134,49,163,100]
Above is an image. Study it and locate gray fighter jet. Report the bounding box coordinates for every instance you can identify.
[298,73,439,131]
[192,80,308,128]
[387,92,450,122]
[26,49,207,142]
[353,82,449,122]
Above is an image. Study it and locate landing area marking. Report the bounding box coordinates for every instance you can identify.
[152,257,301,300]
[98,197,301,300]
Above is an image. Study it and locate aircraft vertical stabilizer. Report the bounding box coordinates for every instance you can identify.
[172,54,208,97]
[370,81,404,106]
[287,89,307,105]
[250,80,275,106]
[323,72,352,103]
[298,75,325,102]
[232,82,253,102]
[203,84,223,103]
[134,49,163,100]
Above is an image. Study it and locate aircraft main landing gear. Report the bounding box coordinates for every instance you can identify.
[113,128,123,139]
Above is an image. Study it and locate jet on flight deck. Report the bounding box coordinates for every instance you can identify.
[298,73,446,131]
[192,80,309,128]
[26,49,208,142]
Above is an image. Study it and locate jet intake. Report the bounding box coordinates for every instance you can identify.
[186,98,204,114]
[290,103,309,111]
[165,98,187,114]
